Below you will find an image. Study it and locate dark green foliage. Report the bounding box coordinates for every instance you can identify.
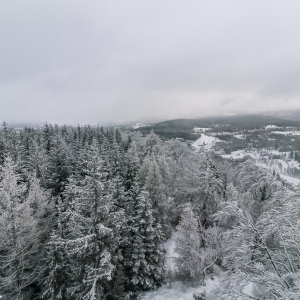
[133,114,300,134]
[136,129,200,141]
[0,123,169,299]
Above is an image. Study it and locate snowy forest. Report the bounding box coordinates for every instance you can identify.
[1,122,300,300]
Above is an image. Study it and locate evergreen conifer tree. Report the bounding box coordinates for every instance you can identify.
[130,190,165,291]
[0,158,42,299]
[175,204,202,279]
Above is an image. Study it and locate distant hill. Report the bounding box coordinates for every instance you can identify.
[153,114,300,130]
[133,114,300,140]
[263,109,300,122]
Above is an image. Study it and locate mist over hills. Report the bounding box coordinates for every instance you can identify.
[262,109,300,121]
[4,109,300,133]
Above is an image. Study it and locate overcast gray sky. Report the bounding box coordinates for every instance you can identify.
[1,0,300,124]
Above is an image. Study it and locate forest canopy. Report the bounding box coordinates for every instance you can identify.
[0,122,299,300]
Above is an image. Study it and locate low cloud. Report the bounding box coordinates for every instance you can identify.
[1,0,300,124]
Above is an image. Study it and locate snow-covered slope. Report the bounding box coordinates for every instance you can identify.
[265,125,281,129]
[192,134,223,151]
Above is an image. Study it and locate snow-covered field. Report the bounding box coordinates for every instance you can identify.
[193,127,212,133]
[233,134,246,139]
[221,149,258,159]
[272,131,300,136]
[192,134,223,151]
[132,123,150,129]
[265,125,281,129]
[276,173,300,185]
[221,150,300,186]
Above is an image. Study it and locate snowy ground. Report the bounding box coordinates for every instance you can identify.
[192,134,224,151]
[142,278,219,300]
[142,230,220,300]
[164,230,179,272]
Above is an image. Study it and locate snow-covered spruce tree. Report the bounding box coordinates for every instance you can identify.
[198,155,223,228]
[106,136,126,180]
[21,140,49,185]
[46,135,72,197]
[0,157,44,299]
[82,151,115,298]
[43,180,88,300]
[0,122,21,164]
[42,123,53,153]
[121,144,165,294]
[175,204,202,280]
[26,173,52,294]
[99,135,115,179]
[143,130,164,158]
[47,139,114,300]
[42,220,72,299]
[130,189,165,292]
[121,142,141,288]
[0,122,10,164]
[141,154,168,223]
[123,142,140,193]
[102,176,127,299]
